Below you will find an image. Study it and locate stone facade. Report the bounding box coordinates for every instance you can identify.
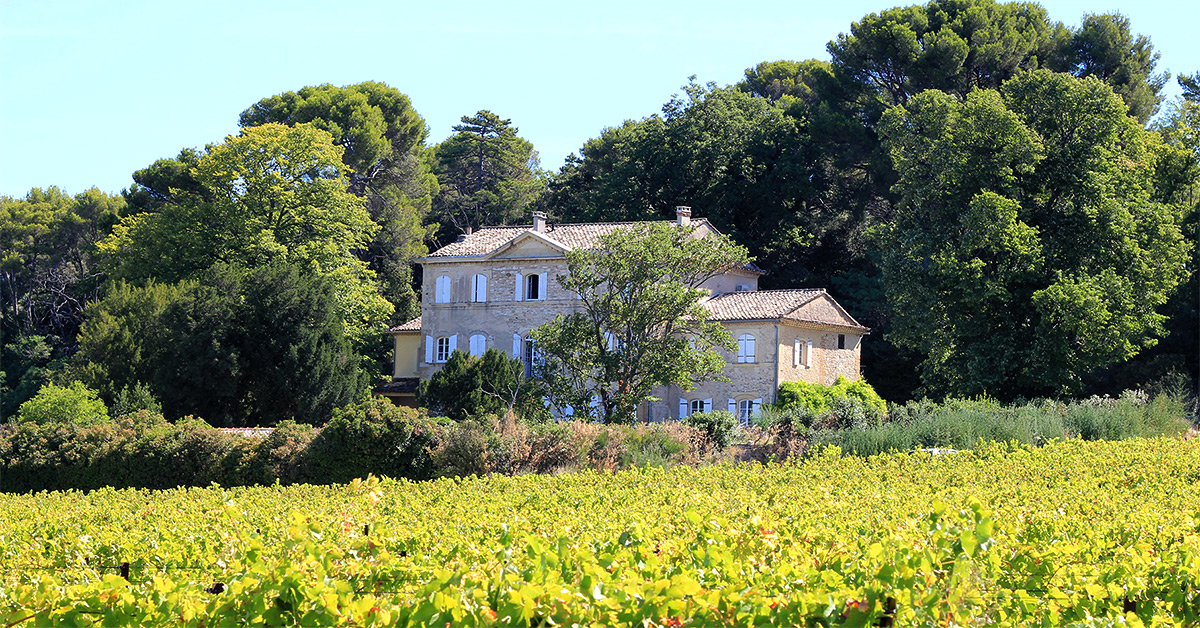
[385,208,869,421]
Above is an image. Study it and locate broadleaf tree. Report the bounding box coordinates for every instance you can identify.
[877,70,1190,398]
[531,222,751,424]
[98,122,391,348]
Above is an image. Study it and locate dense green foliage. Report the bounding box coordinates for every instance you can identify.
[532,223,750,423]
[7,439,1200,625]
[15,381,109,426]
[238,81,437,327]
[776,375,887,421]
[417,349,541,422]
[878,71,1189,397]
[73,265,365,426]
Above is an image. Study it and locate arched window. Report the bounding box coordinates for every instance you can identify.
[690,399,705,415]
[471,274,488,302]
[435,336,452,363]
[736,334,756,363]
[434,275,451,303]
[469,334,486,357]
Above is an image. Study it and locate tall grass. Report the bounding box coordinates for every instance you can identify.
[810,392,1192,456]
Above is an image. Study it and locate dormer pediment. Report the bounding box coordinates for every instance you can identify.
[484,229,571,260]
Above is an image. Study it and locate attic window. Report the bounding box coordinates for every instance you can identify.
[735,284,751,292]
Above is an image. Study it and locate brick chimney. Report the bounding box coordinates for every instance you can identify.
[532,211,547,233]
[675,206,692,227]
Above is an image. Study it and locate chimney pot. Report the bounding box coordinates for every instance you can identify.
[675,206,692,227]
[532,211,547,233]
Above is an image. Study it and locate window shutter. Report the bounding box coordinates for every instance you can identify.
[604,332,615,351]
[564,405,574,417]
[728,398,736,413]
[424,335,434,364]
[448,334,457,354]
[678,398,688,419]
[703,398,712,413]
[513,333,521,357]
[736,338,746,363]
[794,338,801,366]
[538,272,548,299]
[515,273,524,301]
[752,398,763,417]
[469,334,483,357]
[805,341,813,367]
[747,337,756,362]
[473,274,488,302]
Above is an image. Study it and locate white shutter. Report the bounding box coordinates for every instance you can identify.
[564,405,574,417]
[515,272,524,301]
[678,398,689,419]
[469,334,484,357]
[473,274,488,302]
[728,398,737,413]
[752,398,763,417]
[538,272,548,299]
[448,334,458,354]
[513,333,521,357]
[736,338,746,363]
[435,275,450,303]
[703,398,712,413]
[805,341,813,367]
[604,332,615,351]
[747,337,756,363]
[424,335,434,364]
[794,338,801,366]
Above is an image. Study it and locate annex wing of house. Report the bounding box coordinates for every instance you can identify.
[380,207,869,422]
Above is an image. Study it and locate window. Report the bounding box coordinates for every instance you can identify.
[523,337,542,378]
[469,334,486,357]
[736,334,756,363]
[525,273,540,300]
[434,275,451,303]
[435,336,451,363]
[738,399,753,424]
[471,274,488,302]
[690,399,705,415]
[838,334,846,349]
[735,283,752,292]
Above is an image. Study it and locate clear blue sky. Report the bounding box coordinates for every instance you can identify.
[1,0,1196,198]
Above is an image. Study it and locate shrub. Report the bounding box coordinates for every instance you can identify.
[307,397,438,482]
[683,410,739,449]
[15,381,110,426]
[776,376,886,428]
[619,426,687,468]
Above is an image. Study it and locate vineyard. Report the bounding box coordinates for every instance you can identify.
[3,438,1200,626]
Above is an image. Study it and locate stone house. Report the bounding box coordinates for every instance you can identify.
[381,207,869,422]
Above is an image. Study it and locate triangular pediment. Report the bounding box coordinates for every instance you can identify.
[485,230,570,259]
[785,293,867,330]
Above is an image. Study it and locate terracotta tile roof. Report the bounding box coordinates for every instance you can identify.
[702,289,869,331]
[703,289,823,320]
[426,219,715,258]
[216,427,274,438]
[389,316,421,333]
